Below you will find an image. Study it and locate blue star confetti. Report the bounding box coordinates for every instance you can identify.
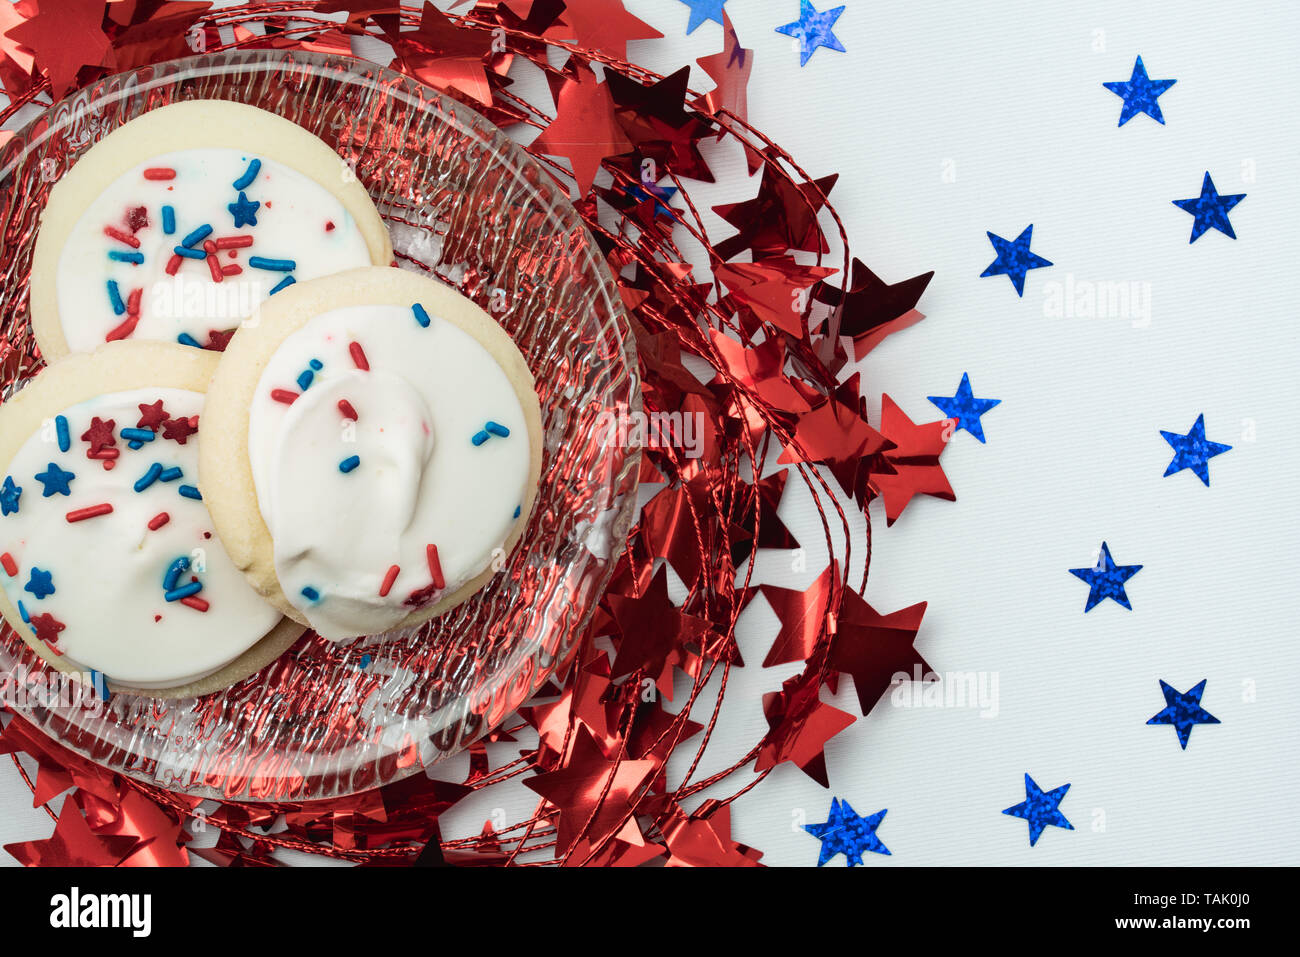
[1103,55,1176,126]
[228,190,260,228]
[980,224,1052,296]
[677,0,726,35]
[775,1,846,68]
[1148,679,1220,750]
[0,476,20,515]
[24,567,54,600]
[927,372,1000,443]
[621,180,680,219]
[1173,172,1245,243]
[1003,774,1074,847]
[803,797,891,866]
[34,462,75,497]
[1161,414,1231,486]
[1069,542,1142,612]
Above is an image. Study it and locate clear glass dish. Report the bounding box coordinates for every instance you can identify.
[0,50,640,802]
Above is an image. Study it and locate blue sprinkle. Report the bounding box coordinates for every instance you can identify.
[359,654,372,669]
[121,427,155,443]
[164,581,203,602]
[173,245,206,260]
[163,556,191,591]
[178,484,202,500]
[249,256,295,272]
[107,280,126,315]
[128,440,143,450]
[412,303,431,328]
[301,586,320,602]
[513,505,521,519]
[339,455,361,474]
[134,462,164,493]
[233,158,262,190]
[297,369,314,391]
[55,416,69,453]
[161,205,176,235]
[472,430,490,446]
[177,333,202,348]
[158,466,183,482]
[17,600,29,623]
[89,670,110,701]
[109,250,145,264]
[268,275,296,295]
[181,224,213,247]
[485,421,510,438]
[309,358,323,371]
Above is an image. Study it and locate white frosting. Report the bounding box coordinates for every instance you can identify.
[244,304,531,640]
[56,148,373,353]
[0,388,282,687]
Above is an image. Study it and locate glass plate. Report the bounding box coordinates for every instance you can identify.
[0,51,640,802]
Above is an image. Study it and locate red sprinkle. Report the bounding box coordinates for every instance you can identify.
[0,552,16,577]
[180,596,210,612]
[103,226,140,248]
[379,564,400,597]
[337,399,358,420]
[66,503,113,523]
[164,253,184,276]
[87,448,120,460]
[102,460,116,471]
[104,315,139,342]
[426,544,445,589]
[143,167,176,180]
[147,512,170,531]
[270,388,298,405]
[222,264,243,276]
[348,341,369,370]
[325,221,336,232]
[126,287,142,316]
[205,251,224,283]
[215,235,254,249]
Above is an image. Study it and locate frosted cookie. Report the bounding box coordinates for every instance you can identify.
[0,342,303,698]
[200,267,542,641]
[31,100,392,360]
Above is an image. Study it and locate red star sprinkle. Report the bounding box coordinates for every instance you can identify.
[161,415,198,444]
[80,416,116,454]
[136,399,169,430]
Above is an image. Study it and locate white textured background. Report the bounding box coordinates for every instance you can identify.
[2,0,1298,866]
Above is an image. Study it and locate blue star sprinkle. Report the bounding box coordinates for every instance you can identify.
[1161,414,1231,486]
[1003,774,1074,847]
[1173,172,1245,243]
[677,0,726,35]
[1069,542,1142,612]
[0,476,20,515]
[980,224,1052,296]
[927,372,1000,443]
[803,798,891,866]
[775,1,846,68]
[227,190,260,228]
[1148,679,1220,749]
[1103,55,1176,126]
[24,567,54,600]
[34,462,75,498]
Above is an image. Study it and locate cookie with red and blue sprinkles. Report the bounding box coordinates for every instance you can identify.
[30,100,392,360]
[0,341,303,697]
[199,267,542,640]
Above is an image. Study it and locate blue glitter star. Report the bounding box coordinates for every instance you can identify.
[622,180,680,219]
[34,462,75,497]
[1148,679,1220,750]
[1173,172,1245,243]
[677,0,726,35]
[803,798,890,866]
[775,1,846,68]
[1069,542,1142,612]
[1003,774,1074,847]
[927,372,1000,443]
[0,475,20,515]
[24,567,54,600]
[1103,55,1176,126]
[227,191,260,228]
[1161,414,1231,486]
[980,224,1052,296]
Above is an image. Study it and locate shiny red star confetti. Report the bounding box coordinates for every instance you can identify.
[4,0,114,97]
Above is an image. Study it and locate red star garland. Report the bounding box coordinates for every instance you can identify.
[529,62,631,197]
[694,12,753,127]
[755,671,856,786]
[606,564,715,681]
[5,796,139,867]
[4,0,115,98]
[826,591,933,717]
[868,394,956,525]
[816,258,934,359]
[525,0,663,63]
[713,167,839,261]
